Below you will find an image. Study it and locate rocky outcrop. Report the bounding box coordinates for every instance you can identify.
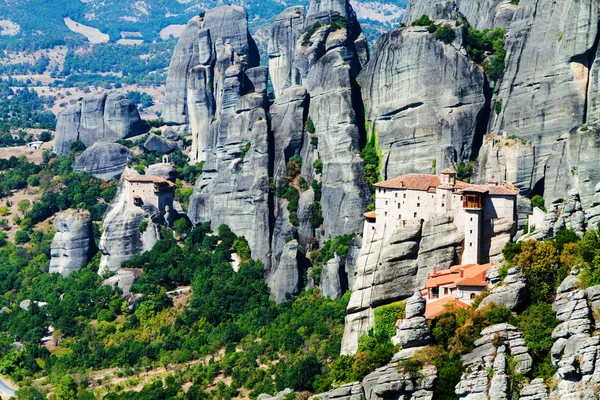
[547,270,600,399]
[72,142,132,181]
[146,163,177,182]
[404,0,516,30]
[55,93,147,156]
[586,182,600,227]
[102,268,142,296]
[392,291,432,349]
[526,190,587,240]
[490,1,600,203]
[98,169,160,274]
[310,382,364,400]
[342,215,464,355]
[316,294,436,400]
[455,323,533,399]
[268,7,305,97]
[268,240,301,303]
[360,24,489,178]
[49,210,94,276]
[162,5,260,161]
[143,135,176,154]
[478,266,527,312]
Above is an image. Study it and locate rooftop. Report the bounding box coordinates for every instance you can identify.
[374,173,519,195]
[426,263,493,289]
[364,211,376,219]
[375,173,441,191]
[424,296,469,319]
[125,175,176,187]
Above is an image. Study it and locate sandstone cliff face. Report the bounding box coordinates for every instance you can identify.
[341,216,463,355]
[54,93,147,156]
[98,169,160,274]
[360,25,489,179]
[49,210,94,277]
[72,142,132,181]
[404,0,516,29]
[490,0,600,203]
[162,5,260,162]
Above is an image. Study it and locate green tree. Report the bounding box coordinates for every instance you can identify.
[54,376,78,400]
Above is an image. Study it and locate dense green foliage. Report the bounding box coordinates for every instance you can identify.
[1,218,354,399]
[0,79,56,130]
[464,28,507,82]
[361,126,381,211]
[531,195,546,212]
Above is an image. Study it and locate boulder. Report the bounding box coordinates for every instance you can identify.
[478,266,527,311]
[102,268,142,295]
[72,142,132,181]
[55,93,147,156]
[49,210,94,276]
[143,135,176,154]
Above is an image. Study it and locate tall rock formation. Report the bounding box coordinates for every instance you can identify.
[162,5,260,162]
[264,0,370,299]
[49,210,94,276]
[360,23,490,179]
[165,6,270,269]
[341,216,464,355]
[98,169,160,274]
[489,0,600,205]
[54,93,147,156]
[404,0,517,29]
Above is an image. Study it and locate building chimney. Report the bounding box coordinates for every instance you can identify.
[431,265,437,278]
[459,268,465,278]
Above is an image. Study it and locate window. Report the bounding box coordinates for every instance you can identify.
[417,203,420,207]
[385,212,387,216]
[444,288,448,295]
[395,193,398,198]
[398,204,401,209]
[442,203,445,207]
[418,196,420,200]
[403,193,406,199]
[385,201,388,206]
[414,212,417,218]
[470,293,476,300]
[470,217,473,222]
[470,242,473,247]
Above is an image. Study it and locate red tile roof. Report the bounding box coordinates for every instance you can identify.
[441,168,457,174]
[374,173,518,196]
[425,296,470,319]
[427,263,493,289]
[364,211,376,219]
[375,174,441,191]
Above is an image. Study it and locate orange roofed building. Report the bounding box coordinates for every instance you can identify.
[422,263,492,319]
[364,169,518,265]
[125,175,176,222]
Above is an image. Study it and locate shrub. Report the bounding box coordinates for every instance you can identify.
[411,15,434,27]
[373,302,406,342]
[15,230,30,244]
[313,159,323,175]
[531,194,546,212]
[494,99,502,115]
[306,117,315,134]
[435,24,455,44]
[139,220,148,233]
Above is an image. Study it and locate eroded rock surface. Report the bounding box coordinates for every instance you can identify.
[98,169,160,274]
[360,24,489,178]
[55,93,147,156]
[49,210,94,276]
[72,142,132,181]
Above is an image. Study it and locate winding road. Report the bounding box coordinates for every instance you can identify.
[0,377,15,396]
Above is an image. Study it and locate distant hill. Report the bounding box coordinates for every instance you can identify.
[0,0,406,50]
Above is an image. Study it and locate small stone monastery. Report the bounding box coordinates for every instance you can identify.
[365,169,519,317]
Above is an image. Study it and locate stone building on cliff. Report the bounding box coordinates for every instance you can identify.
[124,175,176,223]
[365,169,519,265]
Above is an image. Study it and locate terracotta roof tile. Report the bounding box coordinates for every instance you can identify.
[364,211,376,219]
[441,168,457,174]
[375,174,441,191]
[425,296,470,319]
